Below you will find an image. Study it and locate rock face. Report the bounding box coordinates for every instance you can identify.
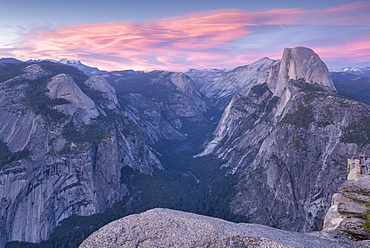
[197,47,370,231]
[323,174,370,240]
[79,208,367,248]
[0,66,156,245]
[84,75,118,109]
[0,65,44,153]
[46,73,100,124]
[111,70,208,145]
[187,57,278,108]
[267,47,336,97]
[266,47,336,118]
[0,61,207,246]
[23,64,46,75]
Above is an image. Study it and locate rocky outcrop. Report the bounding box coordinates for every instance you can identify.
[267,47,336,97]
[46,74,99,124]
[197,47,370,231]
[1,153,101,243]
[187,57,278,108]
[0,74,39,153]
[323,174,370,240]
[112,70,209,145]
[0,63,162,246]
[0,111,38,153]
[23,64,46,75]
[0,64,51,153]
[123,93,188,144]
[170,72,207,112]
[266,47,336,117]
[84,75,118,109]
[0,128,159,245]
[21,64,49,81]
[0,61,210,246]
[79,208,368,248]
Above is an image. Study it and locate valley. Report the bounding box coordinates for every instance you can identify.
[0,47,369,247]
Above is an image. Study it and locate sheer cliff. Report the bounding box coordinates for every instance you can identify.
[186,57,278,109]
[197,47,370,231]
[0,61,208,246]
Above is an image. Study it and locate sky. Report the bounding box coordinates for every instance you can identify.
[0,0,369,71]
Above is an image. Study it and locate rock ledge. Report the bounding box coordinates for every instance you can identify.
[80,208,368,248]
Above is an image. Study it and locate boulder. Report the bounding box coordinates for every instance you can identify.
[323,175,370,240]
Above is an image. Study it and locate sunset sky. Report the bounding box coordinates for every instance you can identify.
[1,0,369,71]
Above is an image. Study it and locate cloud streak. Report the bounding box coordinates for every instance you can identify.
[2,2,370,71]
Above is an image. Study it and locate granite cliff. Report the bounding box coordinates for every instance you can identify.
[0,61,207,246]
[196,47,370,231]
[187,57,278,108]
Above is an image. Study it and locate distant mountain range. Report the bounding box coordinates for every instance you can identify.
[329,66,370,106]
[2,57,369,78]
[24,58,105,76]
[330,66,370,77]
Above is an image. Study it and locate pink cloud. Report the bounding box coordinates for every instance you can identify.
[322,1,370,14]
[2,2,370,71]
[311,34,370,66]
[311,2,370,26]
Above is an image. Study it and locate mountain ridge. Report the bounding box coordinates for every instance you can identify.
[196,46,370,232]
[1,47,370,247]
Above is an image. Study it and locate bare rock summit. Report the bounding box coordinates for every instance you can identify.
[46,73,99,123]
[79,208,367,248]
[267,47,336,96]
[84,75,119,109]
